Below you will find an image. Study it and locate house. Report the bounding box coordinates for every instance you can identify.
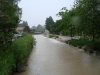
[16,21,31,33]
[16,27,25,33]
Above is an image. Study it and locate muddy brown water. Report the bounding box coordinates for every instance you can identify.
[15,35,100,75]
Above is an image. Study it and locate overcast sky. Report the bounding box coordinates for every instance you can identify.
[18,0,75,27]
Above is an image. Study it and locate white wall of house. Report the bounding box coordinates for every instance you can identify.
[16,27,25,33]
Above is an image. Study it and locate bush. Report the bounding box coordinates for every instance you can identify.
[86,41,100,51]
[49,34,59,38]
[55,35,59,38]
[0,52,15,75]
[0,34,36,75]
[66,38,100,52]
[11,34,36,64]
[66,39,89,47]
[49,34,55,38]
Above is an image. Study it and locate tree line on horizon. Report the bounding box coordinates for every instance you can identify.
[31,24,45,33]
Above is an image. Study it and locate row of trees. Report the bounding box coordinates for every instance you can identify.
[23,21,28,26]
[45,16,55,33]
[52,0,100,42]
[31,24,45,33]
[44,0,100,51]
[0,0,22,51]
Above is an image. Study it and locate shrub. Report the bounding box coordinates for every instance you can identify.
[66,39,89,47]
[86,41,100,51]
[11,34,35,64]
[55,35,59,38]
[0,52,15,75]
[0,34,36,75]
[66,38,100,52]
[49,34,55,38]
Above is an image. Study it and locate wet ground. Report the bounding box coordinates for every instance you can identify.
[15,35,100,75]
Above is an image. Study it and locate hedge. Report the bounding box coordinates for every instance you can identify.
[65,39,100,52]
[0,34,36,75]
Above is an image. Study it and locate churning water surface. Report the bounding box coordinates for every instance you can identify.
[15,35,100,75]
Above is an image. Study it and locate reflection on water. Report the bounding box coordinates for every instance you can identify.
[15,35,100,75]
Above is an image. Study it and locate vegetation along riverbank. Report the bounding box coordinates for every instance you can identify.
[0,34,36,75]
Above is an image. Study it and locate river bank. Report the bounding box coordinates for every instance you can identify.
[44,34,100,57]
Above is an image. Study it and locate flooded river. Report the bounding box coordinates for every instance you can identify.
[15,35,100,75]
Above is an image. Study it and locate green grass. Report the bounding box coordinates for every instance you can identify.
[65,38,100,52]
[66,39,88,46]
[49,34,55,38]
[49,34,59,38]
[0,34,36,75]
[11,34,36,64]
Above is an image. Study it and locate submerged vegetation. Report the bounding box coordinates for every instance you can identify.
[49,34,59,39]
[65,39,100,52]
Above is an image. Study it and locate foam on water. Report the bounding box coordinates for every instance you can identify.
[48,38,65,44]
[38,35,48,38]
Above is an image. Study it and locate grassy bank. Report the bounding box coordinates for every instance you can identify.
[65,39,100,52]
[0,34,36,75]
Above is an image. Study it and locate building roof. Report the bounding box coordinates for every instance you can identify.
[17,24,27,27]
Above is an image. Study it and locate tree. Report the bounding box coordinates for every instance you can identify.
[74,0,100,41]
[31,26,36,30]
[55,0,100,41]
[0,0,22,51]
[36,24,44,33]
[31,25,45,33]
[31,26,36,33]
[45,16,55,33]
[56,7,76,37]
[23,21,28,26]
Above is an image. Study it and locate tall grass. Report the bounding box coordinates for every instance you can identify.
[0,34,36,75]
